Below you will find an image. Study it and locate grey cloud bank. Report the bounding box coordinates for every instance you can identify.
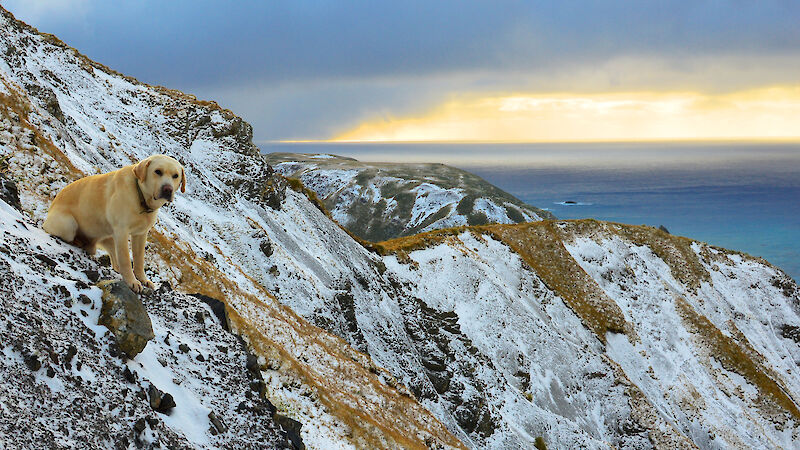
[5,0,800,140]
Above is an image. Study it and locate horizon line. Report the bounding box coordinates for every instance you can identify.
[260,136,800,145]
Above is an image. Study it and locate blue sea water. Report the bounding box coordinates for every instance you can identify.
[262,141,800,281]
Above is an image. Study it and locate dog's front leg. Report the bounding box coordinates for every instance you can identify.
[132,232,154,289]
[114,232,142,293]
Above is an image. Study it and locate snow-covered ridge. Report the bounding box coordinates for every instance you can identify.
[2,4,800,449]
[266,152,555,242]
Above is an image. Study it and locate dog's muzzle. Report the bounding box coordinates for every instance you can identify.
[159,185,174,201]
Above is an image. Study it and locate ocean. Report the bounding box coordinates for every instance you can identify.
[262,141,800,281]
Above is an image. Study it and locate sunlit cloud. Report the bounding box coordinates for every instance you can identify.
[330,86,800,143]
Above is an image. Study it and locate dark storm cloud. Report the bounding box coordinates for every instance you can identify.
[4,0,800,140]
[8,1,800,87]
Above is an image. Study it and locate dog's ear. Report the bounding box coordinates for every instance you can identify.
[180,167,186,193]
[133,158,151,182]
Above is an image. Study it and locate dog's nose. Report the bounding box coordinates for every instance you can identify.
[161,185,173,200]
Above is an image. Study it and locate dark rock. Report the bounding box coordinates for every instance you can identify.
[35,254,58,269]
[46,367,55,378]
[0,175,22,212]
[259,240,273,257]
[658,225,670,234]
[249,380,265,394]
[260,175,287,211]
[190,293,229,332]
[158,393,176,413]
[208,411,228,434]
[65,345,77,363]
[146,417,158,427]
[97,280,155,358]
[52,284,70,298]
[133,418,146,433]
[178,343,190,353]
[74,280,88,290]
[97,255,111,267]
[148,384,176,414]
[245,353,260,375]
[274,414,305,450]
[196,353,205,362]
[780,324,800,344]
[79,294,92,305]
[24,82,64,122]
[123,367,137,384]
[82,269,100,283]
[24,353,41,371]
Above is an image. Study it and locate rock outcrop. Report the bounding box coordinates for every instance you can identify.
[97,280,155,358]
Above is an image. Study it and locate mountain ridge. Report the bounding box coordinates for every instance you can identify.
[266,152,555,242]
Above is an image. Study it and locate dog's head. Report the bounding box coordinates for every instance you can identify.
[133,154,186,206]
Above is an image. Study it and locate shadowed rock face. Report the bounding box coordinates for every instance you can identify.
[97,280,155,358]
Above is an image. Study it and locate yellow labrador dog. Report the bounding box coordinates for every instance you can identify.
[43,155,185,292]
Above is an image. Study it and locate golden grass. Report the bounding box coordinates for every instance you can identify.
[0,77,83,179]
[608,223,710,290]
[484,222,631,341]
[379,221,631,342]
[675,296,800,422]
[148,230,465,449]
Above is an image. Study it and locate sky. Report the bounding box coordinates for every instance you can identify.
[3,0,800,143]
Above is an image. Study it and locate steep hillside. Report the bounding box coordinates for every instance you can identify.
[2,5,800,450]
[266,152,554,242]
[0,7,461,449]
[0,199,292,448]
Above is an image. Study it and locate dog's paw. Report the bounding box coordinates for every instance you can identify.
[136,276,155,290]
[127,278,143,293]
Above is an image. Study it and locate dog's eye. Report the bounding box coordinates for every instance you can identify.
[172,174,179,179]
[154,170,163,176]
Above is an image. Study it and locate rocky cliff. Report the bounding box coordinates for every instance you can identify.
[1,5,799,449]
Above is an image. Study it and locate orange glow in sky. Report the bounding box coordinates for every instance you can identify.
[330,86,800,143]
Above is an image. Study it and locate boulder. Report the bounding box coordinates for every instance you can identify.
[0,175,21,212]
[273,414,305,450]
[97,280,154,358]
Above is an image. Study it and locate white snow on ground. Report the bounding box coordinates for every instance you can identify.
[299,168,359,198]
[473,198,510,224]
[383,232,641,449]
[408,183,464,228]
[564,234,800,449]
[0,201,283,447]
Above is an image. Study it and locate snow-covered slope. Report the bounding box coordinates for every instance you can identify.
[0,7,460,449]
[266,152,554,242]
[0,199,291,448]
[2,5,800,449]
